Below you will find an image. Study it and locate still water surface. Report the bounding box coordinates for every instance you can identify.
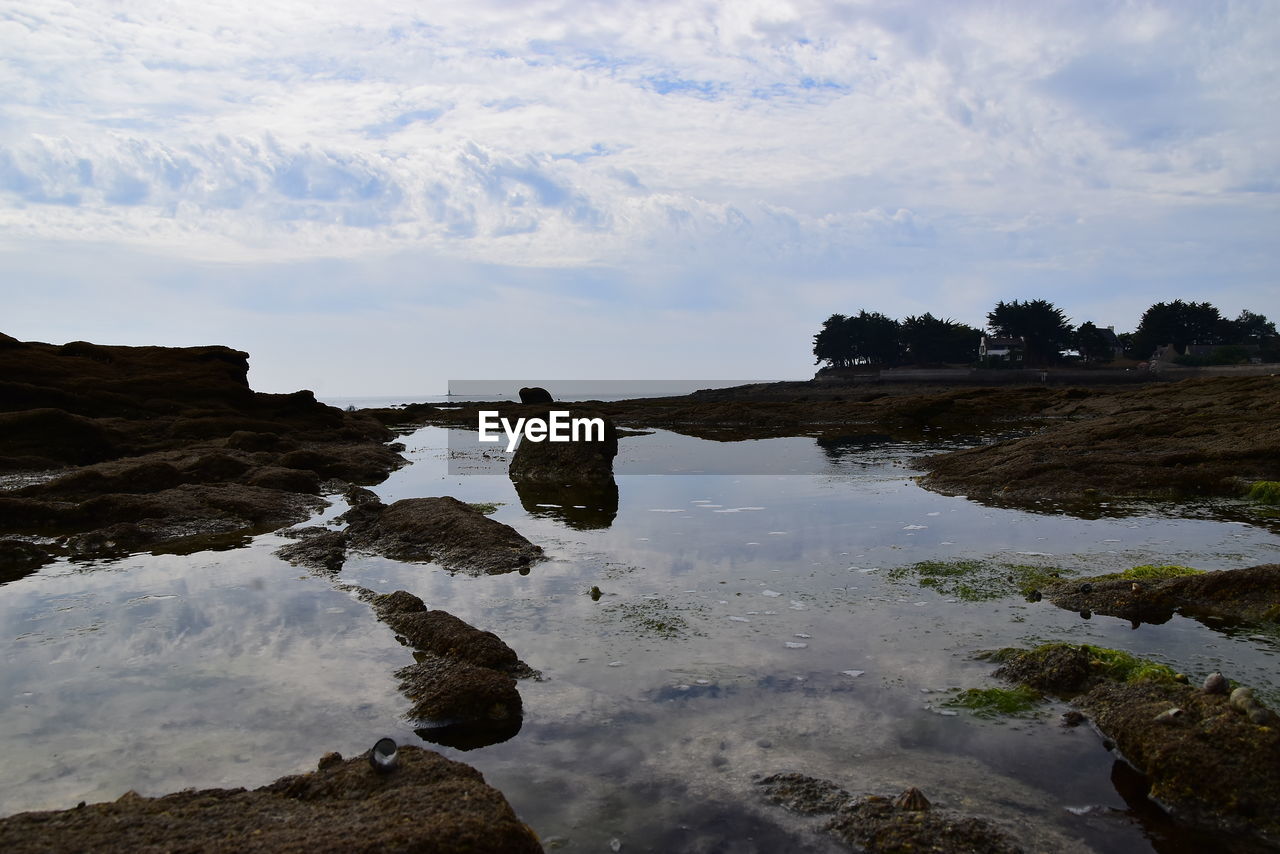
[1,426,1277,852]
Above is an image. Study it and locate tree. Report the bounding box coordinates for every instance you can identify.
[986,299,1074,367]
[1074,321,1114,364]
[813,313,853,368]
[900,313,981,365]
[1233,310,1278,345]
[1131,300,1224,358]
[812,311,901,368]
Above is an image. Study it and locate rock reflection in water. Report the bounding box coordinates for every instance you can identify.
[512,478,619,530]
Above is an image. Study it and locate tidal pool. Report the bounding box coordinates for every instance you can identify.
[1,426,1277,852]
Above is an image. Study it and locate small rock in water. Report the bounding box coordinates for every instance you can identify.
[1061,710,1086,727]
[892,787,931,811]
[369,738,398,774]
[610,838,622,852]
[1202,672,1229,695]
[589,585,603,601]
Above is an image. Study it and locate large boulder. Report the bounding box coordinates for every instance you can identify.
[518,386,554,404]
[347,497,542,574]
[508,406,617,483]
[0,746,544,853]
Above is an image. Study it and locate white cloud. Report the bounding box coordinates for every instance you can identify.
[0,1,1276,390]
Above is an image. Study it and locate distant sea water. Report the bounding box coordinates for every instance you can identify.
[319,380,772,411]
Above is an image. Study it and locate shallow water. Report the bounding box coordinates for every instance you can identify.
[1,427,1277,851]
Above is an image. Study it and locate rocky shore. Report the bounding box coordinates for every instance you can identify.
[0,745,543,853]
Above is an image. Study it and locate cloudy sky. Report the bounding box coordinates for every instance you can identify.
[2,1,1276,395]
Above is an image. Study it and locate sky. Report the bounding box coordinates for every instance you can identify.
[1,0,1276,395]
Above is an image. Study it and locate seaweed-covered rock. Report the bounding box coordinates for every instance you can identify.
[370,590,520,670]
[274,528,349,573]
[395,655,522,725]
[990,644,1280,842]
[347,497,542,574]
[0,745,543,853]
[756,774,1023,853]
[0,539,52,579]
[1045,564,1280,625]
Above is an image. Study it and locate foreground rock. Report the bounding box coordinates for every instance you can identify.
[921,376,1280,504]
[1043,564,1280,625]
[988,643,1280,843]
[346,496,543,574]
[757,773,1023,853]
[0,334,404,569]
[0,745,543,853]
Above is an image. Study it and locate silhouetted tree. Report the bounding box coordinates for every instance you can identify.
[1131,300,1223,357]
[812,311,901,368]
[986,299,1074,367]
[1233,310,1278,344]
[900,313,981,364]
[1074,321,1114,363]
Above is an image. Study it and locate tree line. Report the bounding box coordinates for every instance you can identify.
[813,299,1279,370]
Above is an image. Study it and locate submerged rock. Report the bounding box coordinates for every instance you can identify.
[274,528,349,573]
[347,496,543,574]
[371,590,521,670]
[757,773,1022,853]
[0,746,543,853]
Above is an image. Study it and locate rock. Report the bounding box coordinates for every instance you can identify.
[990,644,1280,842]
[518,386,554,404]
[347,497,543,574]
[1044,564,1280,626]
[0,746,544,853]
[823,794,1024,854]
[370,590,521,670]
[508,406,618,484]
[756,772,851,815]
[1203,672,1229,695]
[245,466,322,494]
[0,539,53,575]
[316,751,342,771]
[395,655,522,725]
[274,529,348,573]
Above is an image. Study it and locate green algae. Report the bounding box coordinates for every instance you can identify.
[466,502,503,515]
[1089,564,1204,582]
[1248,481,1280,505]
[601,599,706,640]
[887,560,1069,601]
[983,643,1181,693]
[943,685,1042,717]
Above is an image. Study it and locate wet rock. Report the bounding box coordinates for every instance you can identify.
[1061,710,1086,727]
[0,408,118,468]
[0,746,543,853]
[991,645,1280,842]
[823,794,1024,854]
[370,590,521,671]
[1044,564,1280,626]
[65,523,157,558]
[0,539,53,580]
[346,496,543,574]
[518,386,554,404]
[274,529,348,573]
[395,655,522,725]
[508,406,618,484]
[244,465,322,494]
[756,772,851,815]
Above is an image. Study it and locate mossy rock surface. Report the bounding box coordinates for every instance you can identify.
[1247,480,1280,505]
[943,685,1044,717]
[1044,563,1280,626]
[989,643,1280,841]
[888,560,1068,602]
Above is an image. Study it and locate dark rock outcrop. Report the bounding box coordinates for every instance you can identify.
[0,746,543,853]
[0,335,405,562]
[508,406,617,483]
[1043,564,1280,625]
[757,773,1023,854]
[274,528,349,573]
[518,386,554,404]
[346,496,543,574]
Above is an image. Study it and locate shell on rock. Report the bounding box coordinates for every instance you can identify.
[1154,708,1184,724]
[1202,672,1229,695]
[1230,687,1255,712]
[369,737,399,774]
[893,787,931,811]
[1247,706,1276,726]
